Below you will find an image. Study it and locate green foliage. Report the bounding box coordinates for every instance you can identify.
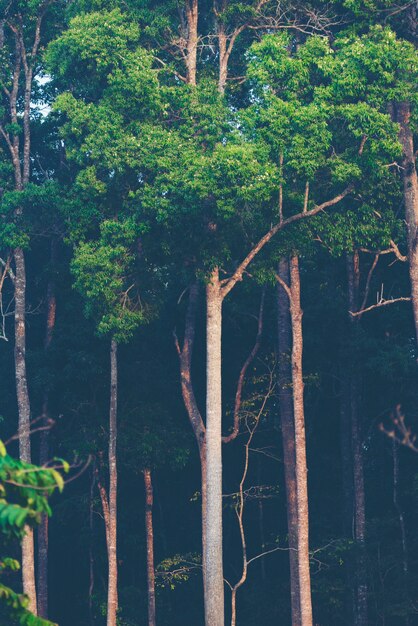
[0,441,65,626]
[72,219,151,342]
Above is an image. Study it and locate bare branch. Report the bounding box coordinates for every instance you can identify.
[175,283,206,446]
[358,253,379,318]
[380,405,418,454]
[223,289,265,443]
[350,296,411,317]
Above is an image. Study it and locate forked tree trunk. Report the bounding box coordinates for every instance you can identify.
[396,102,418,344]
[277,258,301,625]
[289,256,313,626]
[346,253,368,626]
[143,468,156,626]
[37,239,57,619]
[107,338,118,626]
[205,268,224,626]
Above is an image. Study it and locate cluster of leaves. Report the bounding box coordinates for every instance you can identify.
[0,441,66,625]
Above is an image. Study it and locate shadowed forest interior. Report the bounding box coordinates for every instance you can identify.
[0,1,418,625]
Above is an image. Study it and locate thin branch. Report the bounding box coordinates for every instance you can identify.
[222,289,265,443]
[358,253,379,318]
[350,296,411,317]
[175,283,205,445]
[380,405,418,454]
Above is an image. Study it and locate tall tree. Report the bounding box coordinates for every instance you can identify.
[0,0,62,611]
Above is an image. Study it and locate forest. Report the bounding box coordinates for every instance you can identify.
[0,1,417,625]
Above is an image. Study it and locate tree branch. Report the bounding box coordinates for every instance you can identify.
[222,289,265,443]
[350,296,411,317]
[221,184,354,298]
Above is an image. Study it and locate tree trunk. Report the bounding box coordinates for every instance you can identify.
[37,419,49,619]
[396,102,418,344]
[89,465,96,625]
[14,245,37,613]
[107,338,118,626]
[37,239,57,619]
[144,468,156,626]
[218,29,228,93]
[289,256,313,626]
[340,373,355,625]
[346,253,368,626]
[277,258,301,625]
[205,268,224,626]
[392,440,409,624]
[185,0,198,85]
[340,375,353,539]
[176,283,207,587]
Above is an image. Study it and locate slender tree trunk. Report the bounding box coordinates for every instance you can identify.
[14,245,37,613]
[144,468,156,626]
[396,102,418,344]
[185,0,198,85]
[37,424,49,618]
[205,268,224,626]
[257,460,266,582]
[392,440,409,624]
[289,256,313,626]
[340,373,355,625]
[37,239,57,619]
[346,253,368,626]
[277,258,301,625]
[218,29,229,93]
[176,283,207,588]
[107,338,118,626]
[89,465,96,625]
[340,375,353,538]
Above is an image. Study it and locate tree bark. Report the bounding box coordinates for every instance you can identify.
[205,268,224,626]
[176,283,207,585]
[289,256,313,626]
[392,440,409,624]
[14,245,37,613]
[185,0,198,85]
[89,465,96,625]
[277,258,301,625]
[396,102,418,344]
[107,338,118,626]
[339,373,355,626]
[340,375,353,539]
[144,468,156,626]
[37,239,57,619]
[346,252,368,626]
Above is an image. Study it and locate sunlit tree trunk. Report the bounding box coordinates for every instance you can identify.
[289,256,313,626]
[185,0,198,85]
[205,268,224,626]
[144,468,156,626]
[277,258,301,624]
[15,244,36,613]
